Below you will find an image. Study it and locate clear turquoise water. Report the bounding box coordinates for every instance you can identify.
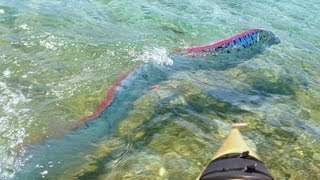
[0,0,319,179]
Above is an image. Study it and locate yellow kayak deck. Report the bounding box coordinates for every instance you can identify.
[198,123,273,180]
[212,123,260,161]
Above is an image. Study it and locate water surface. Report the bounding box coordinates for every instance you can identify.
[0,0,319,179]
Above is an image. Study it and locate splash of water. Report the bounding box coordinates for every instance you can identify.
[135,47,173,66]
[39,34,65,50]
[0,81,30,179]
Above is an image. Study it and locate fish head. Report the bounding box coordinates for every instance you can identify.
[258,30,281,46]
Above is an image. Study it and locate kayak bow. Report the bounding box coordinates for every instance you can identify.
[199,123,273,180]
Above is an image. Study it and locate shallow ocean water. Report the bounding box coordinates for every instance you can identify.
[0,0,319,179]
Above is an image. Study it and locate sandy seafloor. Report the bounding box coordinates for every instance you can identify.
[0,0,319,179]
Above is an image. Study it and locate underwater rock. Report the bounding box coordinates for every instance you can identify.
[245,69,296,95]
[205,87,265,106]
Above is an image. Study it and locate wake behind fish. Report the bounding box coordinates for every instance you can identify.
[135,46,173,66]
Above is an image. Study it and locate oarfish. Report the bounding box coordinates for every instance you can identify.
[178,29,280,57]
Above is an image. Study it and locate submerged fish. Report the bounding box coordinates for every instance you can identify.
[179,29,280,57]
[15,29,280,178]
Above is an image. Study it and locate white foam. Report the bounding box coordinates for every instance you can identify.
[3,69,11,78]
[39,35,65,50]
[135,47,173,66]
[0,82,29,112]
[0,82,30,179]
[18,24,31,30]
[0,9,4,14]
[40,170,48,175]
